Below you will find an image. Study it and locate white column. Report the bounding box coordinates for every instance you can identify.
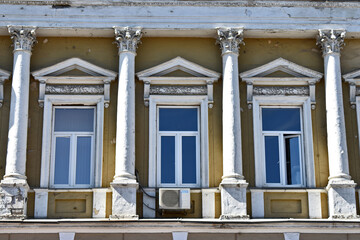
[217,28,248,219]
[0,26,36,219]
[317,29,358,219]
[110,27,142,219]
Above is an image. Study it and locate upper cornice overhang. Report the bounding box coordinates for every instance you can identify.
[1,0,360,38]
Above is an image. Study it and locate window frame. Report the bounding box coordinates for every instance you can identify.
[148,95,209,188]
[156,106,201,187]
[253,96,315,188]
[260,106,305,187]
[50,106,96,188]
[40,95,104,188]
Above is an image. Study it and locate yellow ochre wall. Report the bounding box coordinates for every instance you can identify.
[1,36,360,218]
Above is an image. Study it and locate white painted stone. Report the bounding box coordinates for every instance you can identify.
[59,232,75,240]
[111,27,142,218]
[172,232,188,240]
[202,189,216,218]
[284,233,300,240]
[4,27,36,182]
[110,183,138,219]
[307,190,322,219]
[113,27,142,182]
[250,190,264,218]
[217,28,248,219]
[0,27,36,219]
[34,189,48,219]
[220,182,248,219]
[318,29,358,219]
[92,189,107,218]
[142,188,156,219]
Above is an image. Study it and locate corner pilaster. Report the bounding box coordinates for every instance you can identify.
[0,26,36,219]
[317,29,358,219]
[217,28,248,219]
[111,27,142,219]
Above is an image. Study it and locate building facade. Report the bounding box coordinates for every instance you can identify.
[1,0,360,239]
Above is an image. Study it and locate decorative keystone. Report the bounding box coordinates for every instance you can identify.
[317,29,346,56]
[216,28,244,55]
[114,27,143,54]
[8,26,37,52]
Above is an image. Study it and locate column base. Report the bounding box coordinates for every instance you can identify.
[326,178,359,219]
[219,179,249,220]
[0,180,29,219]
[110,180,139,219]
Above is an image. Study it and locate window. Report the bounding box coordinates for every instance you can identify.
[148,95,209,188]
[51,107,95,188]
[253,96,315,188]
[261,107,304,186]
[157,107,200,187]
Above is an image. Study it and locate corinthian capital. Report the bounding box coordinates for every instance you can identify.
[317,29,346,56]
[8,26,37,52]
[216,28,244,55]
[114,27,142,54]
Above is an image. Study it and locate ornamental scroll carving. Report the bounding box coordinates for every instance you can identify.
[114,27,142,54]
[150,85,207,95]
[8,27,37,52]
[45,85,104,95]
[216,28,244,55]
[317,29,346,55]
[253,86,309,96]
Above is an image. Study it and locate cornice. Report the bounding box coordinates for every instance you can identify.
[1,0,360,8]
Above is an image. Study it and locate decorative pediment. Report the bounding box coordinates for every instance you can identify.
[0,68,10,108]
[136,57,220,108]
[343,69,360,108]
[240,58,323,109]
[32,58,117,107]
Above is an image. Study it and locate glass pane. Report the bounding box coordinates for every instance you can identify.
[161,136,176,184]
[76,136,92,185]
[265,136,280,183]
[54,108,94,132]
[262,108,301,131]
[182,136,197,184]
[54,137,70,185]
[285,136,301,185]
[159,108,198,131]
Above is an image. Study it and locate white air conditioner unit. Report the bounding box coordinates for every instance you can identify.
[159,188,191,210]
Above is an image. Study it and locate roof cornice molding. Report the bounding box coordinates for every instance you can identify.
[1,0,360,8]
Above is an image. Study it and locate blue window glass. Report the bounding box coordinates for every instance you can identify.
[262,108,301,131]
[161,136,176,184]
[182,136,197,184]
[159,108,198,131]
[54,108,94,132]
[76,136,92,185]
[265,136,281,183]
[285,136,301,185]
[54,137,70,185]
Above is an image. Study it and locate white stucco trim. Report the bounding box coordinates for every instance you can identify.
[92,188,107,218]
[148,95,209,188]
[39,95,104,188]
[59,232,75,240]
[172,232,188,240]
[202,188,218,218]
[34,188,48,219]
[253,96,315,188]
[250,189,264,218]
[284,232,300,240]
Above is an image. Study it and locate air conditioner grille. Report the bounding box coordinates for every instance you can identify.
[160,190,179,208]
